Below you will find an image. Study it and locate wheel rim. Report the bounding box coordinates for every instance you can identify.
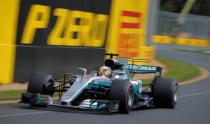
[174,85,178,104]
[128,88,134,107]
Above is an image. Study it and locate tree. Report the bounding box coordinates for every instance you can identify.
[160,0,210,17]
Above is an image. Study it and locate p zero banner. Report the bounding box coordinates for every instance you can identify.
[14,0,111,81]
[0,0,155,84]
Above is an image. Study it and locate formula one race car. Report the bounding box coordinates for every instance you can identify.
[21,53,179,114]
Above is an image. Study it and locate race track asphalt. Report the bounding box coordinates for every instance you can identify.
[1,44,210,124]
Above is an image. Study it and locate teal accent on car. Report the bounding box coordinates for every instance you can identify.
[90,102,106,110]
[117,72,125,75]
[127,65,157,72]
[133,85,142,98]
[88,84,99,88]
[94,81,112,86]
[98,104,106,109]
[134,91,142,99]
[91,102,98,109]
[36,94,43,104]
[77,67,83,71]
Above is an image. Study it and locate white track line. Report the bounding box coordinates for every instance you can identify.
[0,111,50,118]
[179,91,210,98]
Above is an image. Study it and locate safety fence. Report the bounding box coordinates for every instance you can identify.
[153,11,210,46]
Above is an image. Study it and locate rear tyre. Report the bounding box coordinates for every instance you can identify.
[28,72,54,95]
[152,77,178,108]
[109,79,134,114]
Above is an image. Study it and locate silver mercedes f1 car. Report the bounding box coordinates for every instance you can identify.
[21,53,179,114]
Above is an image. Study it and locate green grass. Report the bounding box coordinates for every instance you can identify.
[156,56,200,81]
[175,48,210,55]
[142,56,200,84]
[0,56,200,100]
[0,90,26,100]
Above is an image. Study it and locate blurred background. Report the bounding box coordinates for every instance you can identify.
[0,0,209,85]
[154,0,210,46]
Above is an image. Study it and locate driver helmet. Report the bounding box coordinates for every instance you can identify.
[98,66,112,78]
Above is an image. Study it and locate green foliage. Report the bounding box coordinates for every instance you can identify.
[160,1,176,12]
[160,0,210,16]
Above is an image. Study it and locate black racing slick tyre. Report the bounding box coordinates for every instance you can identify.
[109,79,134,114]
[153,77,178,108]
[28,72,54,95]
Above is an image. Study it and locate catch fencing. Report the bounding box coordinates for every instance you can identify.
[156,11,210,39]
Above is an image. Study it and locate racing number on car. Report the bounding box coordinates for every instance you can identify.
[21,4,108,47]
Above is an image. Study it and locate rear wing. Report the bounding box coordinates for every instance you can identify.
[108,56,162,77]
[126,59,162,77]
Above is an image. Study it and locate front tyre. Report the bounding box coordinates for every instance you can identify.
[28,72,54,95]
[109,79,134,114]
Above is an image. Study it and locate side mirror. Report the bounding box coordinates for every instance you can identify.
[77,67,87,77]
